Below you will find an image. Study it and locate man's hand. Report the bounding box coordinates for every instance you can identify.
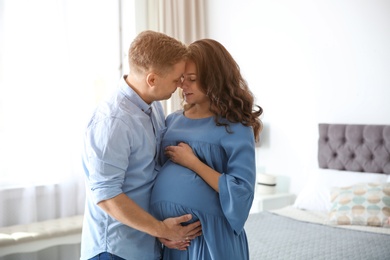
[158,238,190,250]
[161,214,202,242]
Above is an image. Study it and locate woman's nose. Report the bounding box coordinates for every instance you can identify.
[179,82,186,89]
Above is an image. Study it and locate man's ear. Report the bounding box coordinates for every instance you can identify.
[146,72,157,88]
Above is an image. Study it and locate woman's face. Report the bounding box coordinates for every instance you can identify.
[180,60,209,106]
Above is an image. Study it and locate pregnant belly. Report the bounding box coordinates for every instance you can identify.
[151,161,222,216]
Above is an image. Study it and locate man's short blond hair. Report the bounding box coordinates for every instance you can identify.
[128,30,188,76]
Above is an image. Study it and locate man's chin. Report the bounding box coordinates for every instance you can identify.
[161,93,173,100]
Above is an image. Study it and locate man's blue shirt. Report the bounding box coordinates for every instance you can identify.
[80,76,166,260]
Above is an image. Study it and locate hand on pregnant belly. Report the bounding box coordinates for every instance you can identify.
[165,142,198,169]
[158,219,202,250]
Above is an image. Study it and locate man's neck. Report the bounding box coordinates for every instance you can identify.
[125,74,152,104]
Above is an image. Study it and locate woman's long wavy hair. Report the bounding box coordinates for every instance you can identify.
[184,39,263,142]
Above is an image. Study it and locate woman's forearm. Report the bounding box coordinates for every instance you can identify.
[188,159,221,192]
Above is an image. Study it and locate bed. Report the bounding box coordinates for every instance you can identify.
[245,123,390,260]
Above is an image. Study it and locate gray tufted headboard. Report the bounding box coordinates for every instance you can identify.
[318,123,390,174]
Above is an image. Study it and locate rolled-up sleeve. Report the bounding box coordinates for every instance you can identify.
[85,118,131,204]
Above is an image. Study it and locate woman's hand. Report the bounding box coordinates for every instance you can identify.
[166,142,221,192]
[165,142,198,168]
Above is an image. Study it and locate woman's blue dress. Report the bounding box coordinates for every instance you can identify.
[150,110,256,260]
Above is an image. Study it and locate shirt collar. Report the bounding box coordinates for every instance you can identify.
[119,75,152,115]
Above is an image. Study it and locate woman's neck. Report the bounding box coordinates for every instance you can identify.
[184,105,214,119]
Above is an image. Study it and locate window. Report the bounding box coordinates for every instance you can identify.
[0,0,135,188]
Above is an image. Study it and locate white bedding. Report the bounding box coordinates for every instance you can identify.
[270,206,390,235]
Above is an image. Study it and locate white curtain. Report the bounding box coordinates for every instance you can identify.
[145,0,207,114]
[0,0,205,258]
[0,0,125,259]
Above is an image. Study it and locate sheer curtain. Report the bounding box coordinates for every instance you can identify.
[146,0,207,114]
[0,0,204,258]
[0,0,126,259]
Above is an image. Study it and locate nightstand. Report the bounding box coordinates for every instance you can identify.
[250,193,296,214]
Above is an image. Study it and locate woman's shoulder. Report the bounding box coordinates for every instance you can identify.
[166,109,184,121]
[218,117,252,132]
[219,120,254,142]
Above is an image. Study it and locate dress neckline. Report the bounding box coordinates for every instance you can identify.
[182,111,214,120]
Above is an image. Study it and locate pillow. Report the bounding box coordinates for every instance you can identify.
[293,169,388,212]
[329,182,390,227]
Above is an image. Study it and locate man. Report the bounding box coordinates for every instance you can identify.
[81,30,201,260]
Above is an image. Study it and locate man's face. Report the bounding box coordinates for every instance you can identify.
[153,60,186,101]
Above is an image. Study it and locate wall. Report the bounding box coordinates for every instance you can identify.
[204,0,390,194]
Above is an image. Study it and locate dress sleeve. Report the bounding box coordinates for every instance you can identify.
[218,124,256,235]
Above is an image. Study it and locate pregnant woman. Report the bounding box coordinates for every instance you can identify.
[150,38,263,260]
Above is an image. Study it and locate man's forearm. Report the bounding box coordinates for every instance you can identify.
[98,193,164,237]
